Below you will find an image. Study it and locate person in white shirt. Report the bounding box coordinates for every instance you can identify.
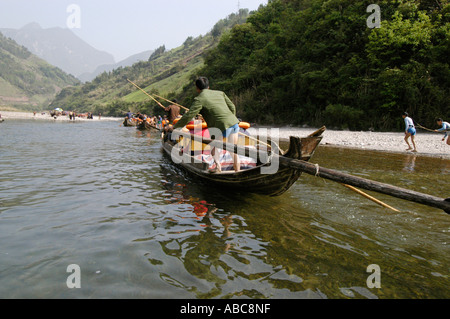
[435,118,450,146]
[402,112,417,152]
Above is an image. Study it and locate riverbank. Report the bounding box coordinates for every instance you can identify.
[1,112,448,159]
[0,111,121,122]
[250,126,450,159]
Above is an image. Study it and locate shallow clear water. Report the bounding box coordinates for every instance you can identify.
[0,120,449,298]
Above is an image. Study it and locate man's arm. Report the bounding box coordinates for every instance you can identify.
[223,93,236,115]
[173,97,202,129]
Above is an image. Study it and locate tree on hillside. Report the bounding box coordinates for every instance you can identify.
[149,45,166,61]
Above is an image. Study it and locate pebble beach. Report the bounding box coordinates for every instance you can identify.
[2,111,449,159]
[252,126,450,159]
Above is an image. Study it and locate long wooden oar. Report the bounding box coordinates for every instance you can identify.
[170,130,450,214]
[127,79,166,110]
[278,152,449,214]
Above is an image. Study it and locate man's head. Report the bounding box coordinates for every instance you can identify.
[402,112,409,118]
[195,77,209,92]
[436,118,443,125]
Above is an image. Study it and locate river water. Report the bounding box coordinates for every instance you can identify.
[0,119,448,299]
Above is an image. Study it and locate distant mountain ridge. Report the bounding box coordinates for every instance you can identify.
[78,50,154,82]
[0,23,115,78]
[49,9,251,117]
[0,32,79,110]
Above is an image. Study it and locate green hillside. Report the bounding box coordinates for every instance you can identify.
[0,32,79,111]
[190,0,450,130]
[50,10,250,117]
[51,1,449,130]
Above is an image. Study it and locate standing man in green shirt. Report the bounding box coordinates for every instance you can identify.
[171,77,240,173]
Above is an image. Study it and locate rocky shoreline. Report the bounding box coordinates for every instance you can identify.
[0,110,121,122]
[250,126,450,159]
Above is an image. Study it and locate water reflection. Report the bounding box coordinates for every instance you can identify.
[403,154,417,172]
[131,160,375,298]
[135,146,450,299]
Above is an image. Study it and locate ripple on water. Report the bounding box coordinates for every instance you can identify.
[0,120,449,298]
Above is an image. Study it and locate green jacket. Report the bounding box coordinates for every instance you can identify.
[173,89,239,132]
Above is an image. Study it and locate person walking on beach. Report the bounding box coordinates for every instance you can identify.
[170,77,241,173]
[402,112,417,152]
[434,118,450,146]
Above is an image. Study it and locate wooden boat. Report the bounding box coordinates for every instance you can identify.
[144,121,160,131]
[136,120,146,130]
[123,118,138,127]
[161,127,325,196]
[137,119,159,131]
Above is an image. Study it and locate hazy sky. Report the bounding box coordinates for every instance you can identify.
[0,0,268,62]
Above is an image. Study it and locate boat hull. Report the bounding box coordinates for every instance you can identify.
[123,118,137,127]
[161,128,324,196]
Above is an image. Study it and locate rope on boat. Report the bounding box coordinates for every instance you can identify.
[314,164,320,177]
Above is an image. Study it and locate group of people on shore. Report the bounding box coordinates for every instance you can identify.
[46,110,99,120]
[402,112,449,152]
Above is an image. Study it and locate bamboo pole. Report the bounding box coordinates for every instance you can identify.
[127,79,166,110]
[341,184,400,212]
[127,78,189,111]
[170,130,450,214]
[146,92,189,111]
[415,123,435,133]
[132,81,274,150]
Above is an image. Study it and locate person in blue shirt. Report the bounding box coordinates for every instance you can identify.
[402,112,417,152]
[126,111,134,119]
[434,118,450,146]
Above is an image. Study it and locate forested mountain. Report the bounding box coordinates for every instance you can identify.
[50,10,250,117]
[51,1,449,130]
[190,0,449,130]
[0,32,79,111]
